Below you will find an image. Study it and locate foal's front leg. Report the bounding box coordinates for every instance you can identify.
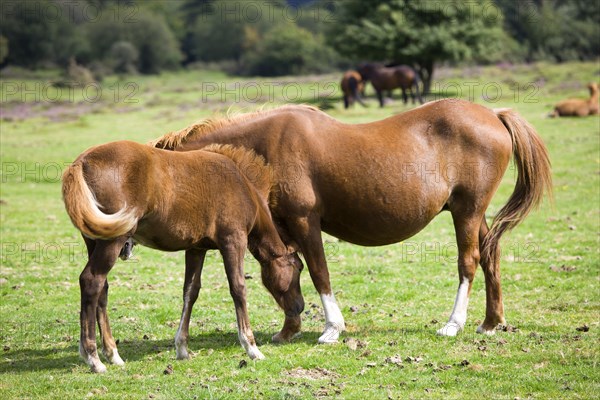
[221,239,265,360]
[175,249,206,360]
[79,237,128,373]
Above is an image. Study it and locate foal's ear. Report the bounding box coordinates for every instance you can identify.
[285,241,300,255]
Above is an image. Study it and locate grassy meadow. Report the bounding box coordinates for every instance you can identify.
[0,62,599,399]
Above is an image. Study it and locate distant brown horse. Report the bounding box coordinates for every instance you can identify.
[340,70,366,109]
[358,63,424,107]
[62,141,304,373]
[550,82,599,117]
[151,100,552,344]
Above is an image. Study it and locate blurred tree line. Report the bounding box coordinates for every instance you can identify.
[0,0,598,79]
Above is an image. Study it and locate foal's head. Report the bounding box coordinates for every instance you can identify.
[260,251,304,316]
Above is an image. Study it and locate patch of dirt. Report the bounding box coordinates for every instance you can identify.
[549,265,577,272]
[284,367,339,380]
[0,100,106,122]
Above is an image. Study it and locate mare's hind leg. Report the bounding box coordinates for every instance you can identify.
[437,209,483,337]
[377,90,384,107]
[79,237,128,373]
[221,235,264,360]
[175,249,206,360]
[288,214,345,344]
[476,219,506,334]
[402,88,408,104]
[415,82,424,104]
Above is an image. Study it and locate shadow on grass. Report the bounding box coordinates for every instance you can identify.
[0,329,320,373]
[0,324,452,373]
[0,344,81,373]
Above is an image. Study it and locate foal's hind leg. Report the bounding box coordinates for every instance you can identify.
[476,219,506,334]
[97,279,124,366]
[79,237,128,372]
[85,237,124,366]
[175,249,206,360]
[437,210,483,337]
[221,236,265,360]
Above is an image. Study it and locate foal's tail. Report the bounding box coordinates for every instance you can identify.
[482,109,553,262]
[62,161,137,239]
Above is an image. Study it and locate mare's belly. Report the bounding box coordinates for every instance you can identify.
[317,171,449,246]
[321,207,441,246]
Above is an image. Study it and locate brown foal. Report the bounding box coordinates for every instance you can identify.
[62,141,304,372]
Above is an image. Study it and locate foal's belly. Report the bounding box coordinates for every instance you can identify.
[133,218,216,252]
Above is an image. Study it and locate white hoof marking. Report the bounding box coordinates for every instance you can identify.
[437,322,462,337]
[476,325,496,335]
[248,347,265,360]
[318,322,342,344]
[108,349,125,366]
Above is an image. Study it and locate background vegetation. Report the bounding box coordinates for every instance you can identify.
[1,0,598,79]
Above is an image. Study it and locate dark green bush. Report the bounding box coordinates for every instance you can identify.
[242,24,338,76]
[109,41,139,74]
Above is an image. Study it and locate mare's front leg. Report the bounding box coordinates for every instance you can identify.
[175,249,206,360]
[79,237,128,373]
[221,236,265,360]
[288,214,345,344]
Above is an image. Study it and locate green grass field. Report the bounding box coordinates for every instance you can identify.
[1,62,599,399]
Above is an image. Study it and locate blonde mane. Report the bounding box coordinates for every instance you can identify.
[149,104,319,149]
[202,144,273,199]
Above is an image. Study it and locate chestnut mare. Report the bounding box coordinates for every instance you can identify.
[151,100,552,344]
[550,82,599,117]
[62,141,304,373]
[340,70,366,109]
[358,62,424,107]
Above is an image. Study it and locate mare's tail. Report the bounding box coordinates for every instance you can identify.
[349,76,366,107]
[413,69,424,104]
[62,161,137,239]
[481,109,553,263]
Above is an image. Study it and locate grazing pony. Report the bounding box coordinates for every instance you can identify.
[358,63,424,107]
[62,141,304,373]
[340,70,366,109]
[151,100,552,345]
[550,82,599,117]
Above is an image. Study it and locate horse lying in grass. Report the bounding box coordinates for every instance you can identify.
[358,63,424,107]
[62,141,304,373]
[340,70,366,109]
[151,100,553,344]
[550,82,599,117]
